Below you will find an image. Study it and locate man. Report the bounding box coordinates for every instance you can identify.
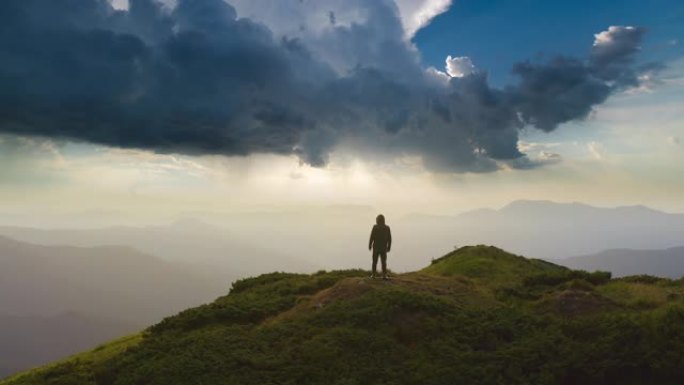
[368,214,392,279]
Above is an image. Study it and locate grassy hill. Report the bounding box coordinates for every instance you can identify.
[3,245,684,385]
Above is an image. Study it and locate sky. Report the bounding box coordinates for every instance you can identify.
[0,0,683,226]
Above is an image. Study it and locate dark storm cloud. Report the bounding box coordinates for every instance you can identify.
[510,26,646,133]
[0,0,655,173]
[0,0,326,157]
[510,57,612,132]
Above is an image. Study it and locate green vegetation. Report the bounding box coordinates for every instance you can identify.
[424,246,561,285]
[4,245,684,385]
[2,334,142,385]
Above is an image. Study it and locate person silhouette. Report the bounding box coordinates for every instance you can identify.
[368,214,392,279]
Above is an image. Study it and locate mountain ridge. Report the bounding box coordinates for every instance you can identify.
[560,246,684,278]
[0,219,319,276]
[0,234,228,322]
[397,200,684,262]
[4,245,684,385]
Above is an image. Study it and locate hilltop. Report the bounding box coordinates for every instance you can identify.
[3,245,684,385]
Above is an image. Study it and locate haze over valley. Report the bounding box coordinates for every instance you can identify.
[5,199,682,272]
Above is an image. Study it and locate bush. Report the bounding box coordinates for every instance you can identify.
[618,275,669,285]
[524,270,611,287]
[149,270,367,333]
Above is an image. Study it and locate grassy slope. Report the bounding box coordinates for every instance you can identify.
[423,245,562,283]
[4,245,684,385]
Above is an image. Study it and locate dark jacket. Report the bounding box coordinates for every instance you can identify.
[369,224,392,253]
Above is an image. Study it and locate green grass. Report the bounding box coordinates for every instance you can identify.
[598,278,684,309]
[2,334,142,385]
[423,245,563,286]
[4,245,684,385]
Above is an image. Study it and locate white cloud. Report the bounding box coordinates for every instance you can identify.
[425,66,450,85]
[110,0,129,10]
[108,0,446,42]
[514,141,563,167]
[394,0,452,37]
[517,141,561,153]
[669,136,681,145]
[593,25,637,47]
[445,56,475,78]
[228,0,451,40]
[227,0,419,75]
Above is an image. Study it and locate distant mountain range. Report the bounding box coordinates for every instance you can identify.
[0,312,136,379]
[0,235,227,324]
[0,220,320,378]
[3,200,681,272]
[558,246,684,278]
[398,200,684,261]
[0,218,319,277]
[0,234,235,378]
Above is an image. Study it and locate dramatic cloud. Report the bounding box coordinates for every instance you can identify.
[592,26,644,65]
[228,0,452,40]
[511,26,647,132]
[0,0,655,173]
[590,26,647,86]
[394,0,452,37]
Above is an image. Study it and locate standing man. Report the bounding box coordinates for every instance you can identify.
[368,214,392,279]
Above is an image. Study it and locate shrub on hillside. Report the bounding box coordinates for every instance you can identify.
[618,275,670,285]
[524,270,611,287]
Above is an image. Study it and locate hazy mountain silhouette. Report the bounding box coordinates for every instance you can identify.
[0,219,319,277]
[398,200,684,261]
[2,200,681,275]
[0,312,136,378]
[0,235,227,323]
[559,246,684,278]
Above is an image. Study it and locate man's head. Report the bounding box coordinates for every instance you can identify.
[376,214,385,225]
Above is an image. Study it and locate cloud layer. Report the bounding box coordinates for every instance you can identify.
[0,0,653,172]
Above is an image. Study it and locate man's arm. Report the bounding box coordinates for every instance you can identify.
[369,226,376,250]
[387,226,392,252]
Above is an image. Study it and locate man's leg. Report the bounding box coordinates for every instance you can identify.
[372,250,379,277]
[380,252,387,278]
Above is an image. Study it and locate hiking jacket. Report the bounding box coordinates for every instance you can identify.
[369,224,392,252]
